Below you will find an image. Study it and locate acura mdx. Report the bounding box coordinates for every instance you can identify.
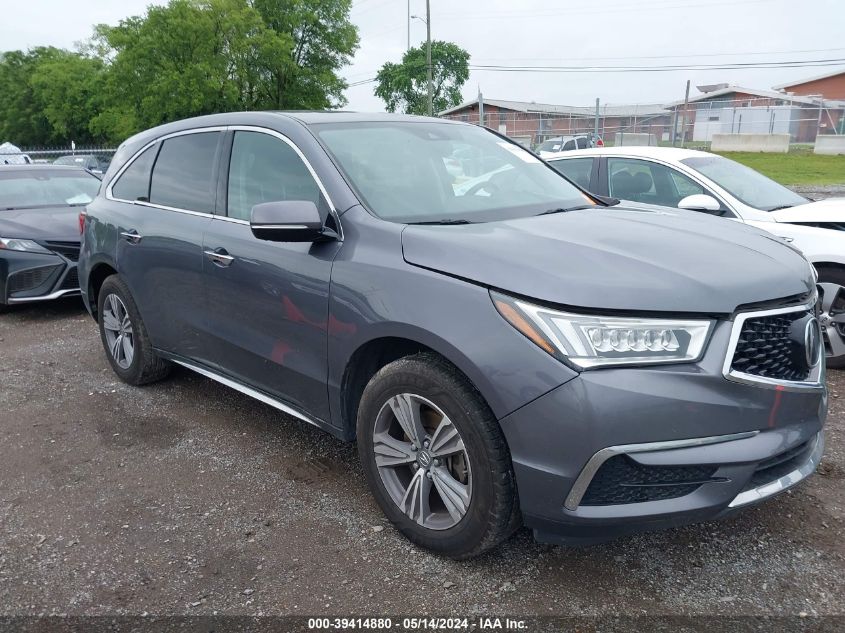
[79,112,826,558]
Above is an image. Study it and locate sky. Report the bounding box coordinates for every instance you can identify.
[1,0,844,111]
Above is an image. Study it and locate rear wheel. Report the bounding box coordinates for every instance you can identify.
[97,275,171,385]
[817,267,845,368]
[357,353,520,559]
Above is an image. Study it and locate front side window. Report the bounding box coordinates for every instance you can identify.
[562,140,576,151]
[549,158,595,190]
[576,137,589,149]
[227,131,321,221]
[680,155,807,211]
[112,145,157,202]
[149,132,220,213]
[315,122,593,224]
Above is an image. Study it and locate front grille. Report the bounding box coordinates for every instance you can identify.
[730,311,812,382]
[44,241,80,262]
[59,267,79,290]
[580,455,718,506]
[744,439,814,490]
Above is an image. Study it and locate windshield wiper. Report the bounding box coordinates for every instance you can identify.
[767,204,796,211]
[537,204,597,216]
[408,219,474,225]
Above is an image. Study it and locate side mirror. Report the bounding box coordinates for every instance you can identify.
[250,200,337,243]
[677,194,722,213]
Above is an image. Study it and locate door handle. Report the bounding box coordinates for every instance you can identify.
[204,248,234,267]
[120,230,142,244]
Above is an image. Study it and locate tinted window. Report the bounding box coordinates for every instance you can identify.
[227,131,320,221]
[112,145,157,202]
[150,132,220,213]
[550,158,594,190]
[576,137,589,149]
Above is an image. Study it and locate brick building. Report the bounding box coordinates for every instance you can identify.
[774,68,845,100]
[438,99,672,147]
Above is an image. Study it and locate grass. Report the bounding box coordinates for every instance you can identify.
[714,149,845,186]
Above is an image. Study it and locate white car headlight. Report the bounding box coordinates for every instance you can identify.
[491,291,713,369]
[0,237,51,254]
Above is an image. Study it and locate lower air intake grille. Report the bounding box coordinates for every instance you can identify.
[59,267,79,290]
[580,455,718,506]
[8,267,56,294]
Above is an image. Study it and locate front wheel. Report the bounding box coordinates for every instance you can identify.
[357,353,520,559]
[817,268,845,368]
[97,275,171,385]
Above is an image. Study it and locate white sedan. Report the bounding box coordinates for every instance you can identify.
[545,146,845,366]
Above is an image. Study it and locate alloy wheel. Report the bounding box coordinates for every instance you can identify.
[102,293,135,370]
[373,393,472,530]
[818,282,845,363]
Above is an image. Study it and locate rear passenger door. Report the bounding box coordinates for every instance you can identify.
[110,129,223,361]
[200,127,341,422]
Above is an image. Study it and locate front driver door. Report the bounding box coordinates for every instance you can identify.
[201,128,342,422]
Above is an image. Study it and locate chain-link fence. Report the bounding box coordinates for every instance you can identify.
[440,97,845,150]
[0,145,118,168]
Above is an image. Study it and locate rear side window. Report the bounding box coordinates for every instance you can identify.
[150,132,220,213]
[112,145,157,202]
[576,137,589,149]
[550,158,594,190]
[227,131,320,221]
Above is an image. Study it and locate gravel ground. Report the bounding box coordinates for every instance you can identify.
[0,299,844,618]
[789,185,845,200]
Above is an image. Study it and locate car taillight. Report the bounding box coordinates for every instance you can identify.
[78,211,87,235]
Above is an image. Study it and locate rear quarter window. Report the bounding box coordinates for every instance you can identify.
[111,145,157,202]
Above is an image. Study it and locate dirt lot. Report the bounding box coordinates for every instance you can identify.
[1,299,844,618]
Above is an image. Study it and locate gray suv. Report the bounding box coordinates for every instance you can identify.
[79,112,826,559]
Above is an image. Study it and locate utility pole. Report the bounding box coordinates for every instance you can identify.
[594,98,600,141]
[426,0,433,116]
[407,0,410,51]
[678,79,690,146]
[478,89,484,127]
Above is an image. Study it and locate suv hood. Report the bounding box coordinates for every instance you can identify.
[0,206,81,242]
[771,198,845,224]
[402,206,813,314]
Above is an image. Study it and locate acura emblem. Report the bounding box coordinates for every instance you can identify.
[805,317,821,368]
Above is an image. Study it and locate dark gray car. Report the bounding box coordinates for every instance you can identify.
[78,112,826,558]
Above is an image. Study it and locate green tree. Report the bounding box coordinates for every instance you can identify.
[0,48,62,145]
[374,41,470,115]
[30,52,108,144]
[253,0,359,109]
[90,0,358,142]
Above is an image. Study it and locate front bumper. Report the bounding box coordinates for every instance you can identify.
[0,249,80,305]
[500,319,827,545]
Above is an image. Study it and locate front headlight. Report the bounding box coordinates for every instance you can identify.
[491,291,714,369]
[0,237,51,254]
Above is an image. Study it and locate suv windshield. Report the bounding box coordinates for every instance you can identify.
[680,155,807,211]
[315,122,592,223]
[0,170,100,209]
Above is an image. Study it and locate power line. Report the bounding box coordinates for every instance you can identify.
[468,58,845,74]
[471,47,845,64]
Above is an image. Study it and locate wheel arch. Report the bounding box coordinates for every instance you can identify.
[339,334,492,441]
[87,261,118,321]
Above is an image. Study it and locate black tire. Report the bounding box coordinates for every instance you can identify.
[357,352,520,559]
[97,274,171,385]
[817,267,845,369]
